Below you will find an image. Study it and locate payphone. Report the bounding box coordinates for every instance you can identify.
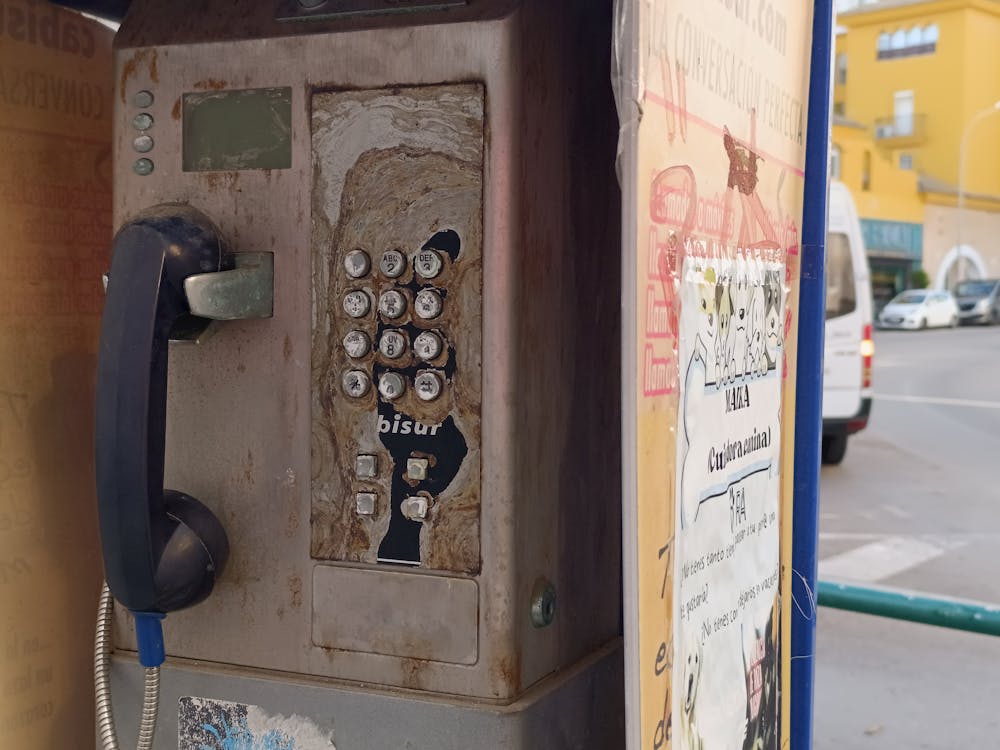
[97,1,622,747]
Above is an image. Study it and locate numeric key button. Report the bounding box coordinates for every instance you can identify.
[413,330,443,361]
[414,289,443,320]
[379,330,407,359]
[342,370,371,398]
[415,249,443,279]
[344,249,371,279]
[414,371,442,402]
[378,372,406,401]
[343,291,370,318]
[378,290,407,319]
[343,330,371,359]
[380,249,406,278]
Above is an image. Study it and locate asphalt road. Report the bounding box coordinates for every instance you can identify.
[813,325,1000,749]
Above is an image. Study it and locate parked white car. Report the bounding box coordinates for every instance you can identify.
[877,289,959,330]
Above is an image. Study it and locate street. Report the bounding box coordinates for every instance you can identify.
[814,325,1000,748]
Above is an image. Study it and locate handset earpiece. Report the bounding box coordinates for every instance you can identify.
[96,205,230,617]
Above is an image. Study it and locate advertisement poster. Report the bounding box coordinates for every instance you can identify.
[616,1,814,748]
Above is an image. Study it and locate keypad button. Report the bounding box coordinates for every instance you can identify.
[343,291,370,318]
[413,330,443,361]
[406,457,429,481]
[342,370,371,398]
[380,249,406,278]
[415,249,443,279]
[133,135,154,153]
[378,290,407,319]
[343,330,371,358]
[401,496,429,521]
[379,330,407,359]
[344,249,371,279]
[133,158,154,176]
[356,454,378,478]
[414,289,443,320]
[133,90,154,108]
[414,371,442,402]
[378,372,406,401]
[356,492,376,516]
[132,112,154,130]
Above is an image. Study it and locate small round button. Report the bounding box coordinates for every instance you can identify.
[343,291,371,318]
[133,158,154,176]
[415,249,443,279]
[133,90,154,108]
[379,330,407,359]
[378,372,406,401]
[378,290,407,319]
[342,370,371,398]
[343,330,371,358]
[413,331,443,361]
[414,289,443,320]
[380,249,406,279]
[414,371,443,402]
[344,249,371,279]
[132,112,154,131]
[133,135,154,153]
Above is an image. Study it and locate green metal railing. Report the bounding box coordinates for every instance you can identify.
[817,580,1000,637]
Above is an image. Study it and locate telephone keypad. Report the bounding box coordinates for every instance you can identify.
[380,249,406,278]
[343,330,371,359]
[343,290,371,318]
[378,372,406,401]
[414,289,443,320]
[344,249,371,279]
[342,370,371,398]
[378,290,407,319]
[378,330,407,359]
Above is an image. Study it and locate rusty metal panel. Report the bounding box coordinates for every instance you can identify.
[310,84,483,574]
[311,565,478,664]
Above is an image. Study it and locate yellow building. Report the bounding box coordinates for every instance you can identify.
[835,0,1000,292]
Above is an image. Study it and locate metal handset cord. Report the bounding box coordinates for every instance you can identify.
[95,582,161,750]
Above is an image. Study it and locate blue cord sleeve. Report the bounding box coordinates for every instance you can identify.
[132,611,166,668]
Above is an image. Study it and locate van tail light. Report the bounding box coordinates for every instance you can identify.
[860,323,874,389]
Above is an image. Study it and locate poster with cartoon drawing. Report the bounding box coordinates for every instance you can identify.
[673,247,783,750]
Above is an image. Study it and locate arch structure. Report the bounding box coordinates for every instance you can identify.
[934,244,987,289]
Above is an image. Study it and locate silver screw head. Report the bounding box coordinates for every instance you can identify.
[378,372,406,401]
[530,578,557,628]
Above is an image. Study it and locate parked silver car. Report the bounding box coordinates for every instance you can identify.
[954,278,1000,325]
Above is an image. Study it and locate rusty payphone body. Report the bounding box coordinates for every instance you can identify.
[103,1,622,746]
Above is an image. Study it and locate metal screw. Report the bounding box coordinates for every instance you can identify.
[530,578,557,628]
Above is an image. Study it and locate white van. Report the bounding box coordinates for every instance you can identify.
[822,181,874,464]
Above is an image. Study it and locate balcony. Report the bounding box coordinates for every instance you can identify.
[872,114,927,147]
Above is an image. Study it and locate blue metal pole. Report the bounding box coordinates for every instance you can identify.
[791,2,834,748]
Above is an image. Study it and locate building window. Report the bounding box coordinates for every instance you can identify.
[835,53,848,85]
[831,144,843,179]
[862,150,872,191]
[878,24,937,59]
[899,153,913,170]
[894,90,914,136]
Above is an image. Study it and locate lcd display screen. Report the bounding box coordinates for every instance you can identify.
[182,87,292,172]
